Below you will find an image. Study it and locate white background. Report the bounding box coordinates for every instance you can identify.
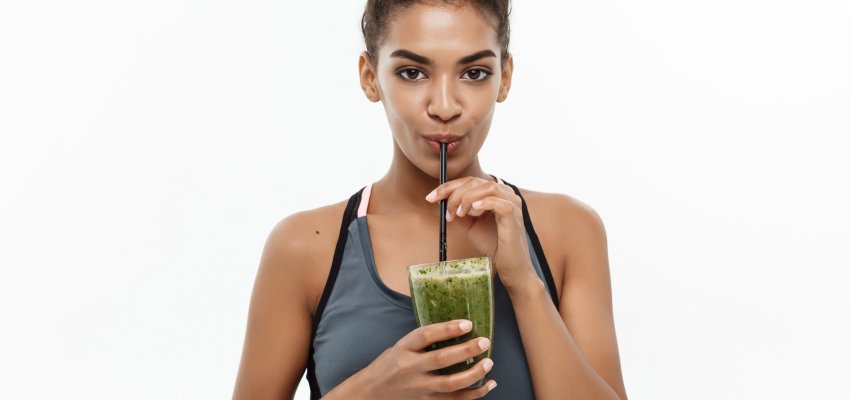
[1,0,848,398]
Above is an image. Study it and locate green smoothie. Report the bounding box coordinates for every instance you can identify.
[408,257,494,379]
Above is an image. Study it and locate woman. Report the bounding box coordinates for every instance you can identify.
[233,1,627,399]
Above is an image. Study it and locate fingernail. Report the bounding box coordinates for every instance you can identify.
[456,204,463,216]
[472,200,483,208]
[459,320,472,331]
[478,338,490,351]
[482,359,493,372]
[445,210,452,221]
[425,190,437,202]
[488,381,497,390]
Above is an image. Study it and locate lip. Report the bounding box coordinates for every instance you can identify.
[423,133,464,144]
[424,136,464,155]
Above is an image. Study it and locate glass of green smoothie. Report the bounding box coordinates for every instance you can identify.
[407,256,494,388]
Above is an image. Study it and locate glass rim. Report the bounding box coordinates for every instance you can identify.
[406,256,491,273]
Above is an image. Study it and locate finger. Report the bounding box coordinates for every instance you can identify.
[450,380,497,400]
[419,336,490,372]
[425,176,484,204]
[467,196,521,223]
[454,181,505,219]
[397,319,473,351]
[444,179,484,222]
[429,357,495,393]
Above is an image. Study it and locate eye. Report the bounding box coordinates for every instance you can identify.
[398,68,427,81]
[461,68,491,81]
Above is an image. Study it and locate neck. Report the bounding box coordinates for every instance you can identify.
[372,142,494,217]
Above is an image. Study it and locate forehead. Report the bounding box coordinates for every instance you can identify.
[381,3,499,61]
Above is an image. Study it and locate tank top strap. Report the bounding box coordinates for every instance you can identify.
[306,186,365,398]
[499,178,560,310]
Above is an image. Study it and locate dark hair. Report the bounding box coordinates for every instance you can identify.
[361,0,512,68]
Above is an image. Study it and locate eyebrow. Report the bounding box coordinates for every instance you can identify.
[389,49,497,65]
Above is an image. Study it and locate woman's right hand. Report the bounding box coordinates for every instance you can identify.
[354,319,497,399]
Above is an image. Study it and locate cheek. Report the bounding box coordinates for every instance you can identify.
[387,93,422,119]
[379,80,424,121]
[466,91,499,126]
[460,77,501,117]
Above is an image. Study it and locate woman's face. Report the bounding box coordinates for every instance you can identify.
[359,3,513,179]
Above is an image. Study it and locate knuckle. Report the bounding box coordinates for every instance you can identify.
[437,376,457,392]
[434,349,450,366]
[387,347,403,366]
[440,322,455,338]
[387,344,404,360]
[418,328,433,345]
[446,192,457,205]
[467,341,481,357]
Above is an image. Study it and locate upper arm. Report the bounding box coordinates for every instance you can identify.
[232,215,316,400]
[556,196,628,400]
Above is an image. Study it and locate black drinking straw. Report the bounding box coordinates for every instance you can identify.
[439,142,448,262]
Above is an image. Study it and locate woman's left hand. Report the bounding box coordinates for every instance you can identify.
[425,176,537,291]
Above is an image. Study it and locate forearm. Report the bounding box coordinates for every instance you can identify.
[507,272,621,400]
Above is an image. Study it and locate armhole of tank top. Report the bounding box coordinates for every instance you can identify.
[501,179,561,310]
[306,186,365,399]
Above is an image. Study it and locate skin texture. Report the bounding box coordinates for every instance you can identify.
[232,3,627,399]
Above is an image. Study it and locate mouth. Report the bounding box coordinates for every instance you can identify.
[424,136,464,155]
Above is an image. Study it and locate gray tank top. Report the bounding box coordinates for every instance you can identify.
[306,176,559,399]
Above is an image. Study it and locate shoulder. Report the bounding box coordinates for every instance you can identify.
[512,185,607,247]
[508,185,608,295]
[267,198,349,256]
[511,185,602,219]
[261,197,352,317]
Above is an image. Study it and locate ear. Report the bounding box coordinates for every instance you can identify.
[358,51,381,102]
[496,53,513,103]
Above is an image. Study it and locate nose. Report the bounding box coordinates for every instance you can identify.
[426,75,462,122]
